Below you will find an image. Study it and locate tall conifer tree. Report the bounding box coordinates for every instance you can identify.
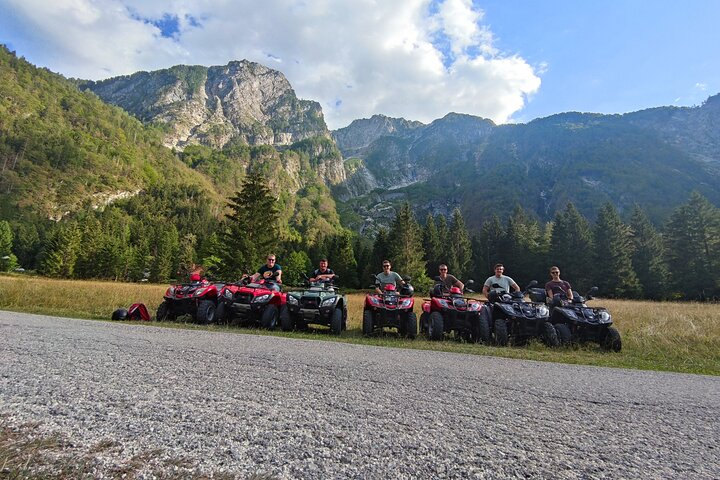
[593,203,641,298]
[387,203,430,289]
[549,203,594,292]
[630,205,668,299]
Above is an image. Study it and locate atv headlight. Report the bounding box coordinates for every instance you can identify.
[253,294,271,304]
[287,295,299,305]
[224,289,233,299]
[537,305,549,317]
[166,287,174,296]
[321,297,336,307]
[437,299,450,309]
[467,302,481,311]
[193,287,208,297]
[399,298,413,309]
[599,311,611,322]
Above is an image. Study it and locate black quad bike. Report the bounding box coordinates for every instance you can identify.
[480,281,558,347]
[362,275,417,339]
[537,287,622,352]
[420,279,487,342]
[281,275,348,335]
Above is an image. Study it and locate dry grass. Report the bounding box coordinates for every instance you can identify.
[1,274,719,375]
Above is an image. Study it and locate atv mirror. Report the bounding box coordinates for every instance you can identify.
[526,280,538,288]
[466,279,475,286]
[433,275,442,282]
[402,276,412,282]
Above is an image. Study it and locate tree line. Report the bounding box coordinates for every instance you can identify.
[1,172,718,301]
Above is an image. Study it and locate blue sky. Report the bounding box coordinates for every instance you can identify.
[1,0,718,129]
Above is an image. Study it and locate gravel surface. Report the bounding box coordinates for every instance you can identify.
[1,310,718,479]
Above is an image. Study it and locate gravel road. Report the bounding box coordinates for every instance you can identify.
[1,311,718,479]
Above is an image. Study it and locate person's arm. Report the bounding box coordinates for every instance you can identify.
[482,283,490,297]
[453,276,464,291]
[395,272,405,285]
[564,282,573,299]
[510,279,520,292]
[275,267,282,283]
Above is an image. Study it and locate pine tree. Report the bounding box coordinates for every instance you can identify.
[219,170,280,279]
[0,220,18,272]
[475,214,505,278]
[504,205,546,286]
[38,222,81,278]
[387,203,430,290]
[549,203,594,292]
[448,208,473,280]
[630,205,668,299]
[422,213,442,276]
[593,203,641,298]
[324,229,358,287]
[149,223,179,282]
[664,192,720,300]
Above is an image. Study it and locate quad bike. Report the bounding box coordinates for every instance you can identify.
[156,275,222,324]
[538,287,622,352]
[281,274,348,335]
[420,279,487,342]
[362,276,417,339]
[480,280,557,347]
[215,271,286,329]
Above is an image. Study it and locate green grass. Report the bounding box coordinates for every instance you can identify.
[1,274,718,375]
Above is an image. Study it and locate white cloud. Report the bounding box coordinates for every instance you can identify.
[1,0,541,129]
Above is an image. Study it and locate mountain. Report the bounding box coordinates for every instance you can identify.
[0,47,343,250]
[80,61,330,151]
[333,99,720,232]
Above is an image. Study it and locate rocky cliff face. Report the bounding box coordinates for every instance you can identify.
[82,61,330,151]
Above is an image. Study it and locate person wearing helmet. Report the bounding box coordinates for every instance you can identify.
[437,264,464,292]
[375,260,405,294]
[482,263,520,298]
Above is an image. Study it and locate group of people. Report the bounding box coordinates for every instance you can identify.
[242,254,574,301]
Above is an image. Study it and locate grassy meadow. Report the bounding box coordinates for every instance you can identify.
[1,274,718,375]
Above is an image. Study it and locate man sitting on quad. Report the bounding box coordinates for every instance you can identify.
[437,264,464,292]
[251,254,282,291]
[309,258,335,282]
[482,263,520,299]
[545,266,573,305]
[375,260,405,294]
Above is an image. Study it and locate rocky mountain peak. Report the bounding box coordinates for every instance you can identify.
[82,61,329,150]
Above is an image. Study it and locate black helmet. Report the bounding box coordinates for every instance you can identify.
[400,284,414,296]
[430,284,444,297]
[111,308,128,321]
[488,290,501,303]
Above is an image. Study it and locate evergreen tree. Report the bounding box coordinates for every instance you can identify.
[219,170,280,279]
[630,205,668,299]
[664,192,720,300]
[11,221,42,270]
[149,223,179,282]
[38,222,81,277]
[422,213,442,276]
[504,205,547,286]
[0,220,18,272]
[475,215,505,278]
[436,214,450,266]
[593,203,641,298]
[387,203,430,290]
[448,208,473,280]
[549,203,594,292]
[323,229,358,288]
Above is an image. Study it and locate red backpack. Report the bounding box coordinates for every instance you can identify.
[128,303,151,321]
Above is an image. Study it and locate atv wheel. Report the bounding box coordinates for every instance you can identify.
[428,311,444,341]
[601,326,622,352]
[477,309,492,344]
[279,305,294,331]
[494,318,509,346]
[555,323,572,346]
[541,322,560,347]
[260,305,278,330]
[156,301,174,322]
[197,300,216,325]
[468,313,482,343]
[330,308,343,336]
[405,312,417,339]
[362,309,374,336]
[419,312,429,334]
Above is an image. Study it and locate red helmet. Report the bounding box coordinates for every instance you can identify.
[190,273,201,282]
[450,286,462,295]
[384,284,397,292]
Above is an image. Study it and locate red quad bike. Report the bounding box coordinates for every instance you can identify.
[215,271,286,330]
[156,275,222,324]
[362,276,417,339]
[420,279,487,342]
